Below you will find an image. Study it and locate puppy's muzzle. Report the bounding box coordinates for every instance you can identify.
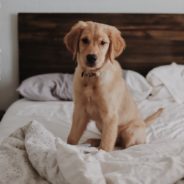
[86,54,97,67]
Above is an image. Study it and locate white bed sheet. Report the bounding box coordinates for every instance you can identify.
[1,98,184,145]
[0,99,100,143]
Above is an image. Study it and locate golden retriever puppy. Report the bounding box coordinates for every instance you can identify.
[64,21,163,151]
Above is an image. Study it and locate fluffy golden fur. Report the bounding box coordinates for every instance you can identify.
[64,21,163,151]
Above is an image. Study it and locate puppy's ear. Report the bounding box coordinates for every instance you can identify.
[107,26,126,62]
[64,21,87,60]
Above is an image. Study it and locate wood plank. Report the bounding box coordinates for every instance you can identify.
[18,13,184,82]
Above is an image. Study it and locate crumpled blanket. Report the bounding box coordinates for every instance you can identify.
[1,120,184,184]
[147,63,184,103]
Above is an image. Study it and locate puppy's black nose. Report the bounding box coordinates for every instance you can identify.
[86,54,97,67]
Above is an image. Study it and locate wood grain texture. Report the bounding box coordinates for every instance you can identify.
[18,13,184,82]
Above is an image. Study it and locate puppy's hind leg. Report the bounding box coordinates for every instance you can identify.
[67,106,89,145]
[118,121,146,149]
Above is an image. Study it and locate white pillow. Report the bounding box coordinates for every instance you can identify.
[17,73,73,101]
[124,70,152,102]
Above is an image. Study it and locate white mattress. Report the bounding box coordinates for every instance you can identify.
[1,98,184,145]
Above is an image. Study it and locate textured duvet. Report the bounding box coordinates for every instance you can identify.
[1,120,184,184]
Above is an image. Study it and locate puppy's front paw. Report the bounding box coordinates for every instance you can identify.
[99,144,114,152]
[67,137,77,145]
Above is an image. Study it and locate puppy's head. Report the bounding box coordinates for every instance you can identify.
[64,21,126,70]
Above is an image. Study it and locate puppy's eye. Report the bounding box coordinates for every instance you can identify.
[82,37,90,44]
[100,40,107,46]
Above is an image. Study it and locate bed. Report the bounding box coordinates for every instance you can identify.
[0,13,184,184]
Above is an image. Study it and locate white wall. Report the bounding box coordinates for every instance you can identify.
[0,0,184,110]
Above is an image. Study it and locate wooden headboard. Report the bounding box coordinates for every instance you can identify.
[18,13,184,82]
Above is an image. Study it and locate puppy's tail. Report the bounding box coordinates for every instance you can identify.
[144,108,164,127]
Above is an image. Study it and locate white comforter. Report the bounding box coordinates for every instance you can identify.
[0,120,184,184]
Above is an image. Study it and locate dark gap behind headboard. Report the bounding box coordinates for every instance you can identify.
[18,13,184,82]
